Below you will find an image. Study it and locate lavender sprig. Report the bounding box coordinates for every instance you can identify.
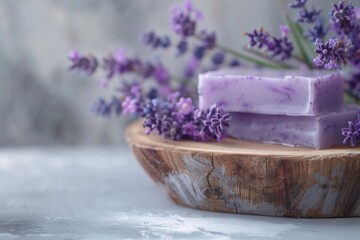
[170,0,289,69]
[91,97,122,116]
[140,94,231,141]
[330,0,356,36]
[342,115,360,147]
[69,50,98,76]
[142,31,171,49]
[304,19,328,42]
[313,38,348,69]
[245,27,294,61]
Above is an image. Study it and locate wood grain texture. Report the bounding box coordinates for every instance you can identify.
[125,120,360,218]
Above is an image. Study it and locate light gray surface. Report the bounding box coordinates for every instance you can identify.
[0,148,359,240]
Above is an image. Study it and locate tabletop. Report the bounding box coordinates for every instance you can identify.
[0,147,359,240]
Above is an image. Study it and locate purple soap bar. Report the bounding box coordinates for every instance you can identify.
[227,105,360,149]
[199,69,344,116]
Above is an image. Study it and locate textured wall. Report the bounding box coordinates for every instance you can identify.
[0,0,301,146]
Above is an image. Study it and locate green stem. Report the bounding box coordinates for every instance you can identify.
[216,44,285,69]
[242,47,296,69]
[293,54,307,64]
[193,35,286,69]
[345,91,360,105]
[285,13,313,69]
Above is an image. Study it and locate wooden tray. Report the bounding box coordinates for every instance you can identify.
[125,121,360,218]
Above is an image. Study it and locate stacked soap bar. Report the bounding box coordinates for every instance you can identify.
[198,69,356,149]
[199,69,344,116]
[229,105,359,149]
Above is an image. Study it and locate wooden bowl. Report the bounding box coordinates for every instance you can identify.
[125,121,360,218]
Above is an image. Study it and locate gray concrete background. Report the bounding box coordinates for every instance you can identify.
[0,0,330,146]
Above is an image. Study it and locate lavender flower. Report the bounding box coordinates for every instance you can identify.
[184,57,199,78]
[119,82,142,98]
[69,50,98,76]
[177,39,188,56]
[229,59,240,67]
[289,0,321,23]
[153,63,171,85]
[181,122,197,136]
[305,20,328,42]
[313,38,347,69]
[142,31,171,49]
[212,51,225,65]
[342,117,360,147]
[279,24,291,38]
[111,97,122,115]
[122,96,139,115]
[198,30,217,49]
[91,97,122,116]
[103,49,135,79]
[330,0,356,35]
[171,0,202,37]
[176,97,194,115]
[193,45,206,60]
[245,27,293,61]
[203,104,232,141]
[267,37,294,60]
[141,94,231,141]
[297,8,321,23]
[245,28,270,49]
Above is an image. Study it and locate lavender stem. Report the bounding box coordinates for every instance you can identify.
[193,35,285,69]
[242,47,296,69]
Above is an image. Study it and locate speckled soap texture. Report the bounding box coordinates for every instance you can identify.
[227,104,360,149]
[198,69,344,116]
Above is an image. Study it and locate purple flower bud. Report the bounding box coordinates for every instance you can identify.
[69,50,79,61]
[91,97,121,116]
[176,97,194,115]
[212,51,225,65]
[153,63,170,85]
[122,96,138,115]
[177,39,188,56]
[69,50,98,76]
[330,0,356,35]
[198,30,216,49]
[161,36,171,48]
[147,88,158,99]
[184,57,199,78]
[313,38,347,69]
[245,28,270,49]
[297,8,321,23]
[181,122,196,135]
[342,118,360,147]
[171,3,196,37]
[110,97,122,115]
[279,25,291,38]
[305,20,328,42]
[142,31,155,46]
[142,31,171,49]
[229,59,240,67]
[193,45,205,60]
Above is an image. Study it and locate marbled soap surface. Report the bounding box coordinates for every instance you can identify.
[199,69,344,116]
